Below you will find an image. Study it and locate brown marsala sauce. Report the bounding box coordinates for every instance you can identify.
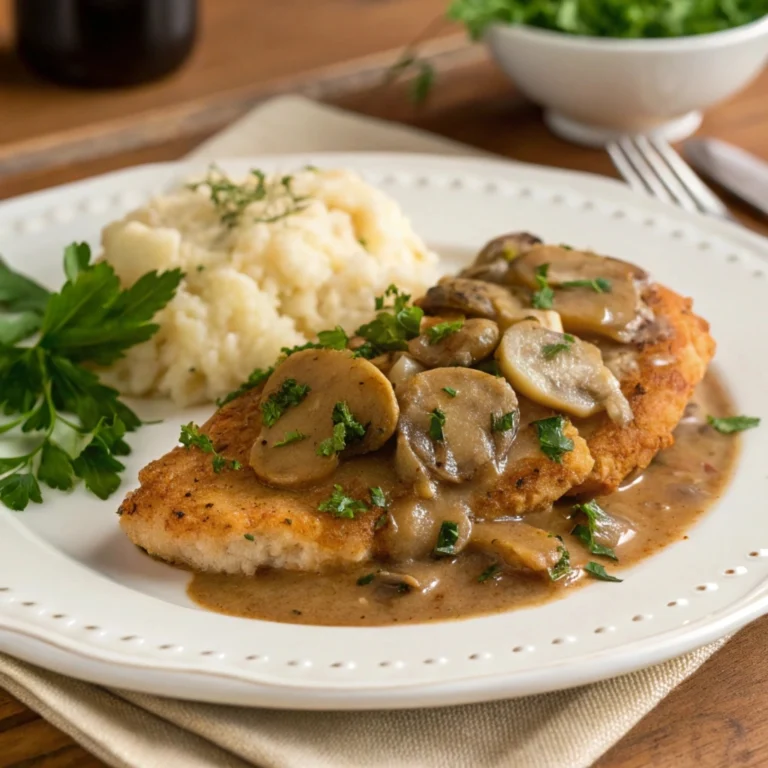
[188,371,739,626]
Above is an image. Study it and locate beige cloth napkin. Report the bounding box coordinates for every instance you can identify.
[0,96,731,768]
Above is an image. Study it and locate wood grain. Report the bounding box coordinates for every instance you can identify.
[1,1,768,766]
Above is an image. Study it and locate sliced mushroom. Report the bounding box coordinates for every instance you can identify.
[470,522,563,573]
[376,571,422,590]
[387,354,427,394]
[249,349,399,488]
[397,368,519,484]
[507,245,653,342]
[407,318,500,368]
[496,320,633,425]
[460,232,542,283]
[416,277,561,331]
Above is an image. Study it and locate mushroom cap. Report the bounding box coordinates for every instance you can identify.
[397,368,520,484]
[407,317,500,368]
[249,349,400,488]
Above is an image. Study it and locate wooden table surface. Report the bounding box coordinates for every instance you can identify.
[1,1,767,766]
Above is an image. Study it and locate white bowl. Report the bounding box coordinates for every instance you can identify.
[485,16,768,146]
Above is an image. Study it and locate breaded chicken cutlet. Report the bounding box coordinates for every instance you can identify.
[120,233,714,577]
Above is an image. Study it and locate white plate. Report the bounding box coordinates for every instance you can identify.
[1,153,767,710]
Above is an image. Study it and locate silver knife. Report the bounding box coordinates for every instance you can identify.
[684,138,768,218]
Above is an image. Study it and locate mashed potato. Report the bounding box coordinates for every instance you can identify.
[100,167,439,405]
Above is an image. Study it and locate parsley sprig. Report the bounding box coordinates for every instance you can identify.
[533,415,574,463]
[316,401,367,457]
[318,484,369,518]
[179,423,242,473]
[531,263,554,309]
[549,540,572,581]
[427,317,464,344]
[434,520,459,557]
[707,415,760,434]
[0,243,182,511]
[354,284,423,357]
[571,500,618,561]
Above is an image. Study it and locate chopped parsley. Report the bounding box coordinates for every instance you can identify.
[374,512,389,530]
[357,573,375,586]
[434,521,459,557]
[355,284,423,355]
[316,401,367,457]
[478,562,502,583]
[533,415,574,463]
[707,415,760,434]
[442,386,458,398]
[532,263,554,309]
[261,378,310,427]
[427,317,464,344]
[491,411,519,433]
[584,561,623,582]
[370,486,388,508]
[216,366,274,407]
[429,408,446,442]
[474,359,502,377]
[179,423,241,473]
[317,484,369,518]
[561,278,612,293]
[542,333,576,360]
[273,430,307,448]
[549,542,572,581]
[244,533,255,541]
[571,500,618,561]
[280,326,349,358]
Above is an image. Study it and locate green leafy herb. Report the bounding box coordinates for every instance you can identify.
[447,0,767,40]
[370,486,388,508]
[474,359,502,377]
[531,263,554,309]
[533,415,574,463]
[317,484,369,519]
[429,408,446,442]
[442,386,458,398]
[188,167,310,228]
[549,542,572,582]
[375,512,389,530]
[707,415,761,434]
[356,284,423,355]
[561,278,612,293]
[280,326,350,358]
[216,367,274,408]
[491,411,518,433]
[180,422,242,473]
[478,562,502,583]
[274,430,307,447]
[571,500,618,561]
[0,243,182,510]
[261,378,311,427]
[244,533,255,542]
[411,60,435,104]
[317,423,347,457]
[434,520,460,557]
[584,561,623,583]
[357,573,375,586]
[542,333,576,360]
[427,317,464,344]
[316,401,367,457]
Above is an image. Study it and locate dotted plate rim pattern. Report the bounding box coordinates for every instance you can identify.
[0,153,767,710]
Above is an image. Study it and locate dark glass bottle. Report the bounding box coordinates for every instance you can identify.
[14,0,198,88]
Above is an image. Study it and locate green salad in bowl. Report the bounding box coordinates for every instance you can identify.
[450,0,768,39]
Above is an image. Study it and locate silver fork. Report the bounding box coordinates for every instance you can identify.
[607,135,734,221]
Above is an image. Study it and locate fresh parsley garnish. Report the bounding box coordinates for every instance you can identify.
[427,317,464,344]
[273,430,307,448]
[531,263,554,309]
[442,387,458,398]
[180,423,242,473]
[533,415,574,463]
[549,542,572,581]
[188,167,310,228]
[542,333,576,360]
[0,243,182,510]
[280,326,350,358]
[374,512,389,530]
[355,284,423,355]
[584,561,623,582]
[316,401,366,457]
[561,278,612,293]
[571,500,618,561]
[216,367,274,408]
[357,573,375,586]
[387,53,436,105]
[707,415,760,434]
[244,533,255,541]
[434,521,459,557]
[429,408,446,442]
[491,411,518,433]
[370,486,387,508]
[478,562,501,583]
[261,378,310,427]
[474,359,502,377]
[317,484,368,519]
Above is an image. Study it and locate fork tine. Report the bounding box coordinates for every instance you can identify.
[631,136,700,214]
[616,137,676,205]
[648,137,734,220]
[607,142,652,197]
